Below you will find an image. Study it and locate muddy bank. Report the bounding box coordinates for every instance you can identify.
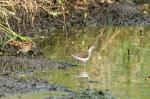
[0,55,76,98]
[0,55,114,98]
[0,55,77,75]
[0,75,114,99]
[45,89,113,99]
[0,76,56,97]
[8,2,150,35]
[67,2,150,27]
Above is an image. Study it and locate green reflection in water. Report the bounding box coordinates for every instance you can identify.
[6,26,150,99]
[39,26,150,99]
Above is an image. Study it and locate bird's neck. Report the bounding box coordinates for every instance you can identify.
[88,49,92,57]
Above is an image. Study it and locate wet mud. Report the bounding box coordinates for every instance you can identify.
[0,55,78,97]
[0,74,113,99]
[0,55,77,75]
[0,55,114,98]
[0,76,56,97]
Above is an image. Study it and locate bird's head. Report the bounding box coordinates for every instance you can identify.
[88,45,95,52]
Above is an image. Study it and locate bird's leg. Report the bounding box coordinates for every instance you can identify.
[83,61,86,72]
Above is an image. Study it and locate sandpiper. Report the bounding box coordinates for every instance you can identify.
[72,45,95,72]
[8,40,33,54]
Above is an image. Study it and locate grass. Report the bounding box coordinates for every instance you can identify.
[0,6,33,51]
[0,0,149,34]
[0,0,68,48]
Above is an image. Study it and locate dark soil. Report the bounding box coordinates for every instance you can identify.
[8,2,150,36]
[0,74,114,99]
[0,55,114,98]
[0,76,56,97]
[0,55,77,75]
[0,75,114,99]
[0,55,78,98]
[45,89,113,99]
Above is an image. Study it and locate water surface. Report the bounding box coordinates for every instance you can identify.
[6,26,150,99]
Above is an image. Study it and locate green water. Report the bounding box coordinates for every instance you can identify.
[5,26,150,99]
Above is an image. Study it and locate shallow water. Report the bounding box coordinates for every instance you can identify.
[4,26,150,99]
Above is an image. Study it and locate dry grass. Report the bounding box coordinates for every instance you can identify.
[0,0,68,29]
